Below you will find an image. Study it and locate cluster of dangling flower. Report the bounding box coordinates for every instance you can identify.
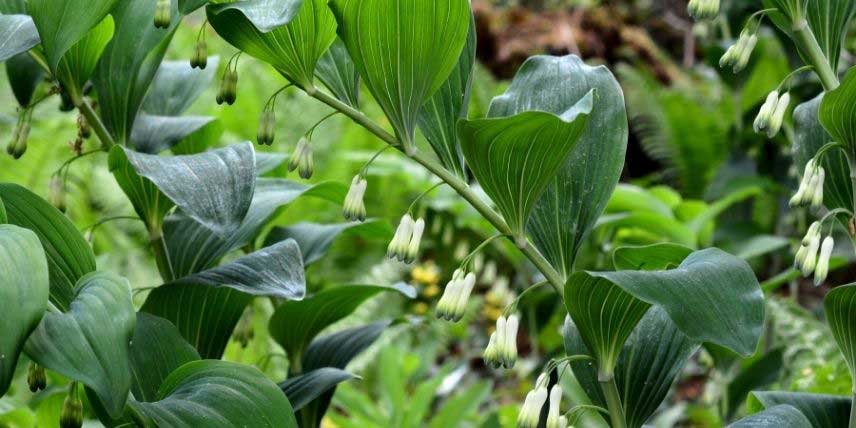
[483,312,520,369]
[190,24,208,70]
[719,28,758,73]
[216,54,240,106]
[795,221,835,285]
[387,213,426,263]
[153,0,171,29]
[754,90,791,138]
[517,374,570,428]
[687,0,719,21]
[343,175,368,221]
[435,268,477,322]
[789,159,825,210]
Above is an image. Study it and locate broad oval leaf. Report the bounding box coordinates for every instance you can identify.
[748,392,851,428]
[54,15,114,97]
[303,321,389,372]
[488,55,628,277]
[0,183,96,309]
[728,405,812,428]
[824,283,856,381]
[112,143,256,238]
[131,115,216,154]
[208,0,336,89]
[27,0,116,72]
[332,0,471,145]
[269,284,414,361]
[263,220,390,266]
[571,248,764,358]
[131,360,298,427]
[280,368,354,411]
[168,239,306,300]
[129,313,200,403]
[612,243,693,271]
[458,94,593,242]
[820,67,856,159]
[0,15,39,61]
[0,225,49,396]
[24,271,135,418]
[315,38,359,107]
[142,58,220,117]
[415,15,475,178]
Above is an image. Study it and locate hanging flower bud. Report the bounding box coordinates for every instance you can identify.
[546,385,563,428]
[7,117,21,157]
[218,68,238,105]
[153,0,171,29]
[8,117,30,159]
[687,0,720,21]
[766,92,790,138]
[387,214,414,260]
[191,39,208,69]
[517,374,549,428]
[27,362,46,392]
[257,110,276,146]
[60,391,83,428]
[484,314,519,369]
[809,167,825,210]
[814,236,834,285]
[404,218,425,263]
[720,29,757,73]
[790,160,815,207]
[343,175,368,221]
[436,270,476,322]
[753,91,779,134]
[798,227,821,276]
[794,222,819,270]
[49,176,67,213]
[288,138,313,179]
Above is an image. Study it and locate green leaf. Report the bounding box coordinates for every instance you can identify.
[332,0,471,146]
[280,368,355,411]
[269,284,414,360]
[131,115,217,154]
[0,15,39,61]
[612,243,693,271]
[27,0,116,73]
[0,225,48,397]
[142,57,220,116]
[315,38,359,107]
[728,405,812,428]
[168,239,306,299]
[142,286,251,359]
[820,67,856,159]
[824,283,856,381]
[0,0,27,14]
[748,392,850,428]
[178,0,209,14]
[606,184,675,218]
[458,95,592,241]
[572,248,764,358]
[765,0,856,71]
[596,212,697,248]
[793,95,852,212]
[208,0,336,89]
[564,307,700,428]
[130,360,298,427]
[256,153,287,175]
[6,52,44,106]
[129,313,200,403]
[111,143,256,237]
[302,321,389,372]
[0,183,96,310]
[415,15,475,178]
[24,272,135,418]
[486,55,627,277]
[54,15,114,96]
[263,220,391,265]
[726,349,785,419]
[93,0,179,144]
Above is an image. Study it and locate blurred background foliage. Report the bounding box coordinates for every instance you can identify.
[1,0,855,427]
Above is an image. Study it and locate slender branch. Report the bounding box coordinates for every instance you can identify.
[304,86,565,294]
[599,377,626,428]
[792,19,839,91]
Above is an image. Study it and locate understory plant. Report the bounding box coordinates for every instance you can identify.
[0,0,849,427]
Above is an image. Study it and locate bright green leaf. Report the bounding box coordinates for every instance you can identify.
[27,0,116,72]
[612,243,693,271]
[315,38,359,107]
[54,15,114,97]
[820,67,856,160]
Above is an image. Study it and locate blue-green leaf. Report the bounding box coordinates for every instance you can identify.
[0,15,38,61]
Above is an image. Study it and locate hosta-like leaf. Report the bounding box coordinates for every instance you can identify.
[54,16,114,97]
[130,360,298,427]
[820,67,856,158]
[129,313,200,403]
[264,220,390,265]
[0,15,39,61]
[728,405,812,428]
[131,115,216,154]
[169,239,306,299]
[748,392,850,428]
[315,38,359,107]
[142,57,220,116]
[94,0,179,144]
[164,179,344,277]
[0,183,96,309]
[415,15,475,178]
[458,94,593,242]
[569,248,763,359]
[6,52,43,106]
[27,0,116,72]
[280,368,354,411]
[489,55,627,277]
[208,0,336,89]
[269,284,414,360]
[332,0,471,146]
[303,321,389,372]
[24,272,135,418]
[112,143,255,238]
[142,286,251,359]
[612,243,693,271]
[824,284,856,380]
[0,225,48,397]
[564,307,700,428]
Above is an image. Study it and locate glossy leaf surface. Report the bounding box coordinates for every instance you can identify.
[128,313,201,403]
